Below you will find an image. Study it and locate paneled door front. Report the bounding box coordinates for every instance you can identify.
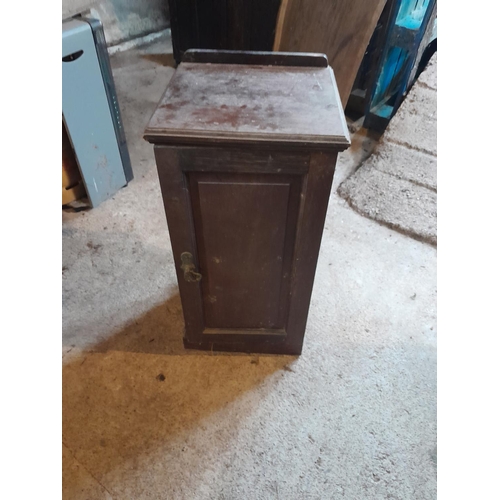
[154,145,337,354]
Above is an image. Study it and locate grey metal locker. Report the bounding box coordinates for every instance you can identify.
[62,18,132,207]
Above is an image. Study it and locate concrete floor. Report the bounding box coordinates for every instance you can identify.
[62,34,437,500]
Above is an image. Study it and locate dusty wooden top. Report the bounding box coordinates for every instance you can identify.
[144,51,350,150]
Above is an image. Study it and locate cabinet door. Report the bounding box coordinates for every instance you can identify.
[154,146,336,354]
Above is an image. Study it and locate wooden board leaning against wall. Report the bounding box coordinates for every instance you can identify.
[274,0,387,108]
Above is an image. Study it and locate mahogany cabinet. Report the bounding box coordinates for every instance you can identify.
[145,50,350,354]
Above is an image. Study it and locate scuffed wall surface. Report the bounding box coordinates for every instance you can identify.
[63,0,170,46]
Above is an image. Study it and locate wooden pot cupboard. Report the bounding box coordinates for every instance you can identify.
[145,49,350,355]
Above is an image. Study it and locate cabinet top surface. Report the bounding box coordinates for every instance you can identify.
[144,59,350,149]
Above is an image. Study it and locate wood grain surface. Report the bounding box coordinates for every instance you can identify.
[147,55,349,354]
[274,0,387,107]
[189,172,302,330]
[145,60,349,150]
[182,48,328,67]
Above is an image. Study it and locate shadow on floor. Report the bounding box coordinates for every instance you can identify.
[140,52,176,68]
[62,296,296,498]
[93,293,187,356]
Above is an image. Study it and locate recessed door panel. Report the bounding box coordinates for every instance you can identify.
[189,173,302,331]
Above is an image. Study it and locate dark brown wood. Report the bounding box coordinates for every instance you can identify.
[146,52,349,354]
[154,146,205,338]
[167,0,197,66]
[144,60,350,150]
[226,0,251,50]
[182,49,329,68]
[177,147,309,174]
[189,172,302,330]
[168,0,282,64]
[144,133,343,152]
[285,151,338,353]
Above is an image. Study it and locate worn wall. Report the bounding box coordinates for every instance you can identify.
[63,0,170,46]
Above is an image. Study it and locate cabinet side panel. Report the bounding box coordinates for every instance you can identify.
[285,152,338,353]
